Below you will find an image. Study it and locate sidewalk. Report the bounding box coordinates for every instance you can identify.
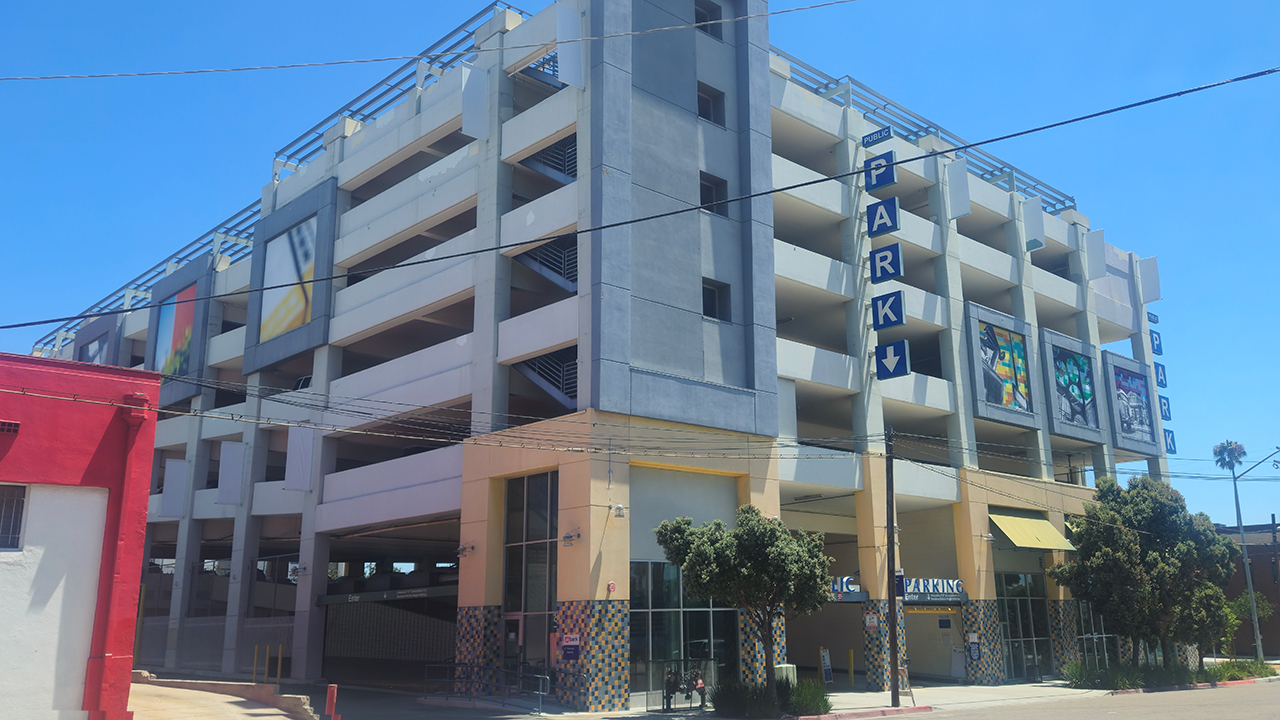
[129,683,294,720]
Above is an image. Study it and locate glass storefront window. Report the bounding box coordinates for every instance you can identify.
[501,472,559,670]
[630,560,740,695]
[995,572,1051,682]
[631,562,650,610]
[652,562,681,609]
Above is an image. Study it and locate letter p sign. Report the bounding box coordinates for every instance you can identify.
[869,243,904,284]
[865,150,897,192]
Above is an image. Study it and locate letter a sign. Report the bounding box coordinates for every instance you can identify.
[866,197,900,238]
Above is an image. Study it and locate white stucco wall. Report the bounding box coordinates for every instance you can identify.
[629,466,738,562]
[0,484,109,720]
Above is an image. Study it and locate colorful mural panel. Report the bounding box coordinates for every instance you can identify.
[1051,347,1097,427]
[978,322,1031,411]
[154,284,197,381]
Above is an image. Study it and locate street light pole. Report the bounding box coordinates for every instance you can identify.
[1229,447,1280,663]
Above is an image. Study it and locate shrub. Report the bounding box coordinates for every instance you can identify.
[1103,664,1145,690]
[1061,661,1103,689]
[775,679,792,713]
[1199,659,1276,683]
[786,679,832,717]
[710,682,780,719]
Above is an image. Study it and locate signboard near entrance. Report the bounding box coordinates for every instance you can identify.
[903,578,967,603]
[829,576,869,602]
[819,648,834,685]
[562,634,581,661]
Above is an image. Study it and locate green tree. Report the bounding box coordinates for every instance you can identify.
[1172,583,1233,670]
[1048,476,1239,666]
[1226,591,1275,658]
[654,505,832,692]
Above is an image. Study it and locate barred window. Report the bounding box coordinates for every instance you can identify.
[0,485,26,549]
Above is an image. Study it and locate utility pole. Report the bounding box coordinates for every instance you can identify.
[1229,447,1280,662]
[885,427,899,708]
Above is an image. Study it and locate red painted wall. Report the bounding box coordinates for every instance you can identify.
[0,352,160,720]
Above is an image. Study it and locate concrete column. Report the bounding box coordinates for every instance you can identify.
[777,378,797,440]
[925,150,979,469]
[838,112,885,455]
[470,12,517,435]
[1003,196,1054,481]
[290,345,341,680]
[163,390,214,667]
[952,470,1002,685]
[1062,212,1117,481]
[1127,253,1170,483]
[556,438,631,710]
[220,373,270,674]
[736,0,779,426]
[855,454,905,690]
[582,0,633,416]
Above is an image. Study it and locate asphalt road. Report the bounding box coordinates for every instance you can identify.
[934,681,1280,720]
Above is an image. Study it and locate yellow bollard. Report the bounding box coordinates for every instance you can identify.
[849,649,856,688]
[276,644,283,685]
[264,644,271,684]
[253,645,259,684]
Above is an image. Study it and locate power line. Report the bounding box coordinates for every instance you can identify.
[0,379,885,461]
[171,372,887,448]
[7,61,1279,334]
[899,456,1155,538]
[0,0,862,82]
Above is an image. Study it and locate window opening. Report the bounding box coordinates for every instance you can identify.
[697,83,726,126]
[0,485,25,549]
[702,279,730,322]
[699,173,729,217]
[502,471,560,678]
[694,0,723,40]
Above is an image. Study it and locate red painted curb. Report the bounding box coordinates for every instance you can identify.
[798,706,932,720]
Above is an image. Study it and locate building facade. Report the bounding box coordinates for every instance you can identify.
[0,353,159,720]
[34,0,1170,708]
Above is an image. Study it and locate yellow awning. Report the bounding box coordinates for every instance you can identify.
[988,508,1076,551]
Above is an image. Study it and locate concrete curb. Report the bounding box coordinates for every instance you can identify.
[132,670,319,720]
[1109,678,1264,695]
[797,706,932,720]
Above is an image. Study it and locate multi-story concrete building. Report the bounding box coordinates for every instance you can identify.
[36,0,1170,708]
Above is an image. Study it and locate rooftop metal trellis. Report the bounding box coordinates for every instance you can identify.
[32,3,531,357]
[272,2,531,176]
[32,201,260,356]
[771,46,1077,215]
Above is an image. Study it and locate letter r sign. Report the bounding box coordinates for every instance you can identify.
[869,243,904,284]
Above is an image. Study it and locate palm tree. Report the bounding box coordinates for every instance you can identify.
[1214,440,1247,473]
[1215,439,1264,661]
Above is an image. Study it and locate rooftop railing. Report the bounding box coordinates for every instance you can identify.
[32,3,530,357]
[272,2,530,178]
[771,46,1077,215]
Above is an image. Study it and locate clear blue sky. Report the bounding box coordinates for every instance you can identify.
[2,0,1277,524]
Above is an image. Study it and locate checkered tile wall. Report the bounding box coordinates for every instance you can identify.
[555,600,629,711]
[863,599,907,691]
[961,600,1003,685]
[455,605,501,695]
[738,611,787,686]
[1049,600,1079,674]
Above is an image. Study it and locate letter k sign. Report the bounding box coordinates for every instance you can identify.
[872,291,905,331]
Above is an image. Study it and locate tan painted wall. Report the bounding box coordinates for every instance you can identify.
[459,410,781,607]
